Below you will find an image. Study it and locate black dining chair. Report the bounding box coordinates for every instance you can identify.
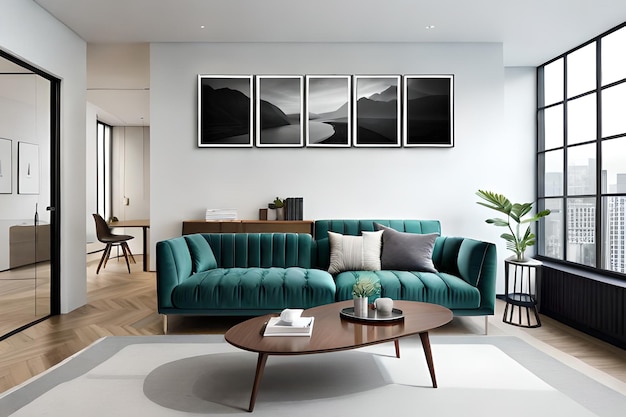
[92,213,136,274]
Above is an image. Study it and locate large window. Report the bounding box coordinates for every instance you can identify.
[537,23,626,276]
[96,121,112,221]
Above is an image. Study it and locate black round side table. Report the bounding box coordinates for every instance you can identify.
[503,257,542,328]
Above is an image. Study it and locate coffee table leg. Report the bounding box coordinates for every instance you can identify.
[419,332,438,388]
[248,352,268,412]
[394,339,400,358]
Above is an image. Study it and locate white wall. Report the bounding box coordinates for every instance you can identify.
[501,66,538,267]
[111,126,150,254]
[86,102,98,245]
[1,0,87,313]
[86,43,150,126]
[151,42,536,292]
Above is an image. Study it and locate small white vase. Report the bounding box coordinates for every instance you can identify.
[374,297,394,315]
[354,296,369,317]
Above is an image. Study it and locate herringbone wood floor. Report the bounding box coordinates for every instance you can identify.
[1,255,625,395]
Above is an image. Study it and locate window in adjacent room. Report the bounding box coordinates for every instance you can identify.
[537,22,626,276]
[96,121,112,221]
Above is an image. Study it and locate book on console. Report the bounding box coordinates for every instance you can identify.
[263,316,314,337]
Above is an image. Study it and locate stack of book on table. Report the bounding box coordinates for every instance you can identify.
[263,316,314,337]
[284,197,303,221]
[205,208,237,221]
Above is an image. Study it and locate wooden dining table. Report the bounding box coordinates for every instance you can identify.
[109,219,150,271]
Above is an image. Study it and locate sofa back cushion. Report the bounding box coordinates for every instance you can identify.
[314,220,441,270]
[201,233,314,268]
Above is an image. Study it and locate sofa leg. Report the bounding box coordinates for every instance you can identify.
[484,316,488,335]
[163,315,168,335]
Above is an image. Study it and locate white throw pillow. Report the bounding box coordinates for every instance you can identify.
[327,230,383,274]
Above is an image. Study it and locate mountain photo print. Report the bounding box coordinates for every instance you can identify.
[256,75,304,147]
[403,75,454,147]
[197,75,253,147]
[353,75,401,147]
[305,75,351,147]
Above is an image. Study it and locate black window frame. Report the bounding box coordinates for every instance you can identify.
[96,120,112,222]
[536,21,626,280]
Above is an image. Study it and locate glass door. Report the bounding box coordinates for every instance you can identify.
[0,51,57,339]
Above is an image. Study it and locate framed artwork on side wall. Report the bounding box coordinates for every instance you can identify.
[0,138,12,194]
[197,75,254,147]
[305,75,352,147]
[256,75,304,147]
[18,141,39,195]
[403,75,454,147]
[353,75,401,147]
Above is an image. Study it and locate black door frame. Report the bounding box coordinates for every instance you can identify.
[0,49,61,324]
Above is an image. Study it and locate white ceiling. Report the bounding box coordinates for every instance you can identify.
[31,0,626,125]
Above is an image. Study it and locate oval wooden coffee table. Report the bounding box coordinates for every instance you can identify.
[225,300,453,412]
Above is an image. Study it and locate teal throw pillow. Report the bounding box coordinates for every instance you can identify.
[184,234,218,272]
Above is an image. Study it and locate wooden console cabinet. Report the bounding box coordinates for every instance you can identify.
[182,220,314,236]
[9,223,51,269]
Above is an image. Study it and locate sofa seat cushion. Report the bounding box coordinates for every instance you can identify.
[170,267,336,310]
[334,270,481,310]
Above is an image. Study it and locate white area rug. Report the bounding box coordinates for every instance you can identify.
[1,335,624,416]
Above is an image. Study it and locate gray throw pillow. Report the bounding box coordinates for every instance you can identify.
[374,223,438,272]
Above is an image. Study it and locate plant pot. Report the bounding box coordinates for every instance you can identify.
[510,254,529,263]
[276,207,284,221]
[354,296,369,317]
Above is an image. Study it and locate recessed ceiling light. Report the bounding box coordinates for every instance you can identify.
[200,25,206,29]
[425,25,435,29]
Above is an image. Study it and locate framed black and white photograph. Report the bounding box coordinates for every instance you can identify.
[18,141,39,195]
[353,75,401,147]
[305,75,351,147]
[0,138,12,194]
[403,75,454,147]
[256,75,304,147]
[198,75,253,147]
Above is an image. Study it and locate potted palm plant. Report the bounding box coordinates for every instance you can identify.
[476,190,551,262]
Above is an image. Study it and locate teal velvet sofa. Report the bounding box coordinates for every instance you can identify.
[314,220,497,331]
[156,219,497,333]
[156,232,335,331]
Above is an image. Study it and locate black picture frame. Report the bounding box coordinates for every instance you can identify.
[403,75,454,147]
[197,75,254,147]
[353,75,401,147]
[18,141,39,195]
[305,75,352,147]
[256,75,304,147]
